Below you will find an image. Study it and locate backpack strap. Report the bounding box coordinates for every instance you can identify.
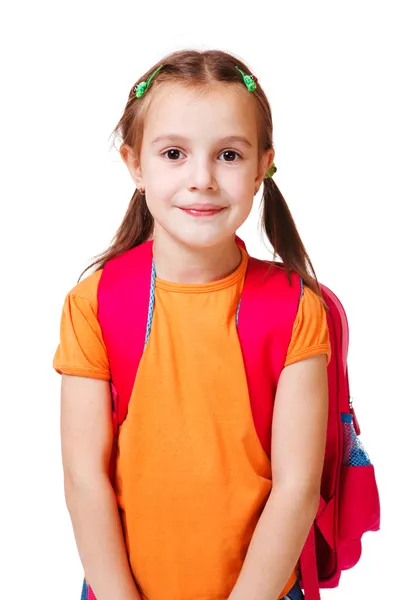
[98,239,154,429]
[237,253,300,457]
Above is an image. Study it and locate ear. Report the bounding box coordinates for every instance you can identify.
[120,144,144,189]
[254,148,275,194]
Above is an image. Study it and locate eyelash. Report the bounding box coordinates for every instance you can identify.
[160,148,242,162]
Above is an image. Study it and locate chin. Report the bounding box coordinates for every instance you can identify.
[177,229,234,250]
[153,216,237,249]
[154,223,216,247]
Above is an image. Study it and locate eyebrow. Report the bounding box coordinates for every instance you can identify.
[150,134,253,148]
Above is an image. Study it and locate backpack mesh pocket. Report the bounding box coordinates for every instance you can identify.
[341,413,371,466]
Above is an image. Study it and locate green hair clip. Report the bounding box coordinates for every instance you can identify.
[265,162,277,179]
[131,64,164,98]
[235,66,258,92]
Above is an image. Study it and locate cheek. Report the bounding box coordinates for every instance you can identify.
[146,168,178,200]
[144,196,162,220]
[226,168,254,195]
[232,192,254,225]
[144,193,175,229]
[237,199,254,222]
[228,177,254,205]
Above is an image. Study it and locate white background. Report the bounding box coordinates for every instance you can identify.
[1,1,398,598]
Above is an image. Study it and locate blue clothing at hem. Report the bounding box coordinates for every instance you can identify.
[80,577,304,599]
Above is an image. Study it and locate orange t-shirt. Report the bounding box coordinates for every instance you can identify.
[53,246,331,600]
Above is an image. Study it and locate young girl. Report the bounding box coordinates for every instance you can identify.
[53,49,331,600]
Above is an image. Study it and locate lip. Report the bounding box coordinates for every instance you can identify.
[179,204,226,210]
[179,205,226,218]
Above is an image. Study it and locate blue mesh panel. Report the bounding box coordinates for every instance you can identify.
[341,413,371,466]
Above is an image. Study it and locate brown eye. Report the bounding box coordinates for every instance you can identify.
[220,150,240,162]
[163,149,182,160]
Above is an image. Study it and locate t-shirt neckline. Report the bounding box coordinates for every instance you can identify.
[155,246,248,294]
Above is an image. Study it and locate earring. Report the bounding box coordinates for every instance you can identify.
[138,187,145,195]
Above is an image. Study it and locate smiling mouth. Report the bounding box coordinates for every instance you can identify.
[179,207,226,217]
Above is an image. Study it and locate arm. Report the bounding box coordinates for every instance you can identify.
[61,374,142,600]
[228,354,329,600]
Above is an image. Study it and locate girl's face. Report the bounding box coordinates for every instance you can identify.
[123,82,273,249]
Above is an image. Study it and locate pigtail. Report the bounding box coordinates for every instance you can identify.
[261,178,328,310]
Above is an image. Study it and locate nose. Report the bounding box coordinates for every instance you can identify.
[188,159,218,192]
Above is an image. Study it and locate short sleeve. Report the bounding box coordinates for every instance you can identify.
[52,270,110,380]
[284,284,331,368]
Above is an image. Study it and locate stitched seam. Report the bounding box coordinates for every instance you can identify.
[55,365,109,375]
[286,344,330,361]
[70,292,97,313]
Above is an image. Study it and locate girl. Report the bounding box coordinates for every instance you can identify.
[53,49,331,600]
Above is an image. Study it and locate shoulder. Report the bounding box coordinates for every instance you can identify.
[53,268,109,380]
[285,283,331,367]
[66,268,103,312]
[296,283,327,319]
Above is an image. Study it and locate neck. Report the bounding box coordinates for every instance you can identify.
[152,233,242,284]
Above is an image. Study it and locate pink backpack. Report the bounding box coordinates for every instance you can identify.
[89,237,380,600]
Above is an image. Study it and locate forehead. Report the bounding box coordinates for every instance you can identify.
[142,82,259,144]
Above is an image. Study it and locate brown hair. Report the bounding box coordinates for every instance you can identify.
[78,49,327,309]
